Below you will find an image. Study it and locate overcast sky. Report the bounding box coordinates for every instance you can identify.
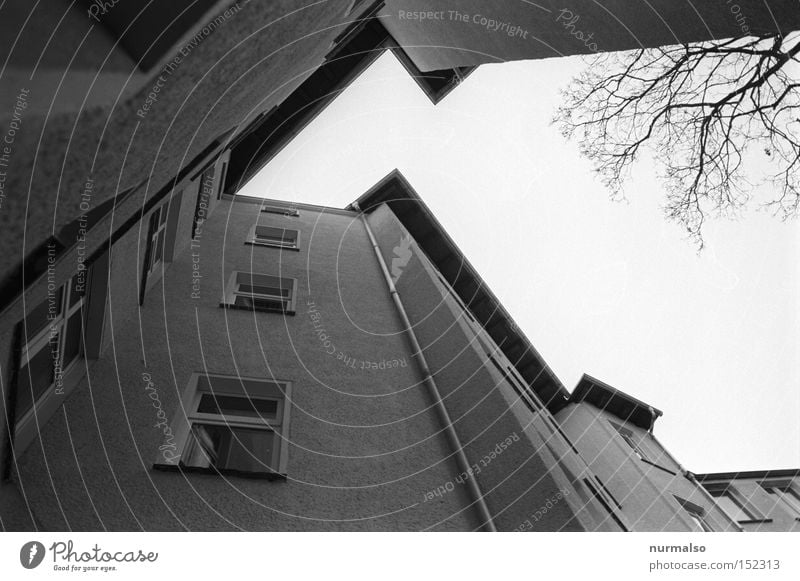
[239,51,799,474]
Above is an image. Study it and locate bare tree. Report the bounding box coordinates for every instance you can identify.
[554,32,800,247]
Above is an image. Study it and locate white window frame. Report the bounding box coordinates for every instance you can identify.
[220,272,297,314]
[154,373,292,478]
[761,481,800,517]
[710,488,760,523]
[260,203,299,217]
[14,270,97,453]
[246,224,300,250]
[145,199,170,277]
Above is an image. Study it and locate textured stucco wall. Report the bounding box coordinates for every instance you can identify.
[11,196,478,531]
[554,402,738,531]
[0,0,367,298]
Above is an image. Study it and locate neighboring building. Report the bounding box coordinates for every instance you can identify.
[695,470,800,532]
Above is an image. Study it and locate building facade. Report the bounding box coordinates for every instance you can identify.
[0,1,798,533]
[1,164,795,531]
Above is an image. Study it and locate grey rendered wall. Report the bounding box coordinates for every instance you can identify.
[365,203,625,531]
[554,402,738,531]
[13,197,478,531]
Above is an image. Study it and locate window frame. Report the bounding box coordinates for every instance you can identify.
[674,496,715,532]
[15,276,86,438]
[153,373,292,479]
[12,253,108,455]
[610,421,650,462]
[145,200,170,277]
[260,203,299,217]
[220,272,297,315]
[245,224,300,251]
[140,196,180,304]
[709,487,765,523]
[761,481,800,518]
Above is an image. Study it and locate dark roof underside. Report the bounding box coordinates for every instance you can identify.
[350,170,569,413]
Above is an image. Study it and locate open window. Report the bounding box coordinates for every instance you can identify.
[246,225,299,250]
[261,203,299,217]
[221,272,297,314]
[154,373,291,478]
[674,496,714,532]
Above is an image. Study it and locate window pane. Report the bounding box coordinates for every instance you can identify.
[182,424,275,473]
[25,289,63,338]
[238,283,289,297]
[233,294,287,312]
[197,394,278,419]
[68,274,85,306]
[768,487,800,515]
[62,310,83,369]
[715,493,751,522]
[16,337,57,419]
[154,232,165,264]
[159,204,168,225]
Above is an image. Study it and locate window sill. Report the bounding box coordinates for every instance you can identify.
[153,462,287,481]
[641,459,678,476]
[738,519,773,524]
[245,241,300,251]
[219,302,295,316]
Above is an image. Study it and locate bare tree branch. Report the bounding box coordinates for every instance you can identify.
[554,33,800,248]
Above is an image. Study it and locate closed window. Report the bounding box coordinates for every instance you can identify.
[711,489,758,522]
[156,373,291,478]
[261,203,299,217]
[221,272,296,314]
[192,165,215,239]
[16,275,85,423]
[762,483,800,517]
[145,200,170,276]
[246,225,299,250]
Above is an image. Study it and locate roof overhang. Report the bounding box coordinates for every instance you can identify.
[569,374,663,431]
[349,170,570,412]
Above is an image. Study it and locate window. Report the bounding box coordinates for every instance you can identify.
[610,422,650,462]
[16,276,84,423]
[192,165,215,239]
[762,484,800,517]
[711,489,758,522]
[221,272,296,314]
[12,251,108,455]
[145,200,170,276]
[246,225,299,250]
[217,159,229,200]
[140,197,178,304]
[155,373,291,478]
[675,496,714,532]
[261,203,299,217]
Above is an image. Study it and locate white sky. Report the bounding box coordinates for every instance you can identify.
[239,51,800,474]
